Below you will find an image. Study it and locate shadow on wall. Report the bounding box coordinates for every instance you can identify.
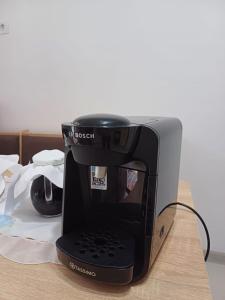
[0,105,3,129]
[0,103,11,131]
[180,138,225,252]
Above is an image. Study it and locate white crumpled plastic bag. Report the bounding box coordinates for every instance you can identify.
[0,151,64,264]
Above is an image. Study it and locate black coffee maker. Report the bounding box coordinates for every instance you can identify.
[56,114,182,284]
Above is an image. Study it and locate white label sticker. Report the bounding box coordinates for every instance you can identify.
[90,166,107,190]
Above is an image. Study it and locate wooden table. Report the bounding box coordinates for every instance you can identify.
[0,182,212,300]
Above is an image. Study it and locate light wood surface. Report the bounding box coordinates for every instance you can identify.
[0,182,212,300]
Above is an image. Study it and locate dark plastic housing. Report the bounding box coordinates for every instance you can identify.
[31,176,62,216]
[62,114,140,166]
[56,114,182,284]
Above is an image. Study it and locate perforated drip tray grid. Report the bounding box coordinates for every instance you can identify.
[57,226,135,269]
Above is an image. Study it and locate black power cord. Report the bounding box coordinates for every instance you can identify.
[159,202,210,261]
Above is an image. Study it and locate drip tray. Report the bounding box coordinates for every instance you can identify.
[56,227,135,284]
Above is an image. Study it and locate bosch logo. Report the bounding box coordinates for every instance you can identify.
[68,132,94,139]
[75,132,94,139]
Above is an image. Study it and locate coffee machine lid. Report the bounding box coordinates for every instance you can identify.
[72,114,131,128]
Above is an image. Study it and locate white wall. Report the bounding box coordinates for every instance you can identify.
[0,0,225,252]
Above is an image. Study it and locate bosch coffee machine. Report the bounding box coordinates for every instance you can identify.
[56,114,182,284]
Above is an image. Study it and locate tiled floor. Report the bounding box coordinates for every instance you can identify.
[207,255,225,300]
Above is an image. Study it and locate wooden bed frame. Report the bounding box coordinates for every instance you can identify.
[0,131,64,165]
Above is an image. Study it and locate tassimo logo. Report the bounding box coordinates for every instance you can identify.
[69,262,96,277]
[68,132,94,139]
